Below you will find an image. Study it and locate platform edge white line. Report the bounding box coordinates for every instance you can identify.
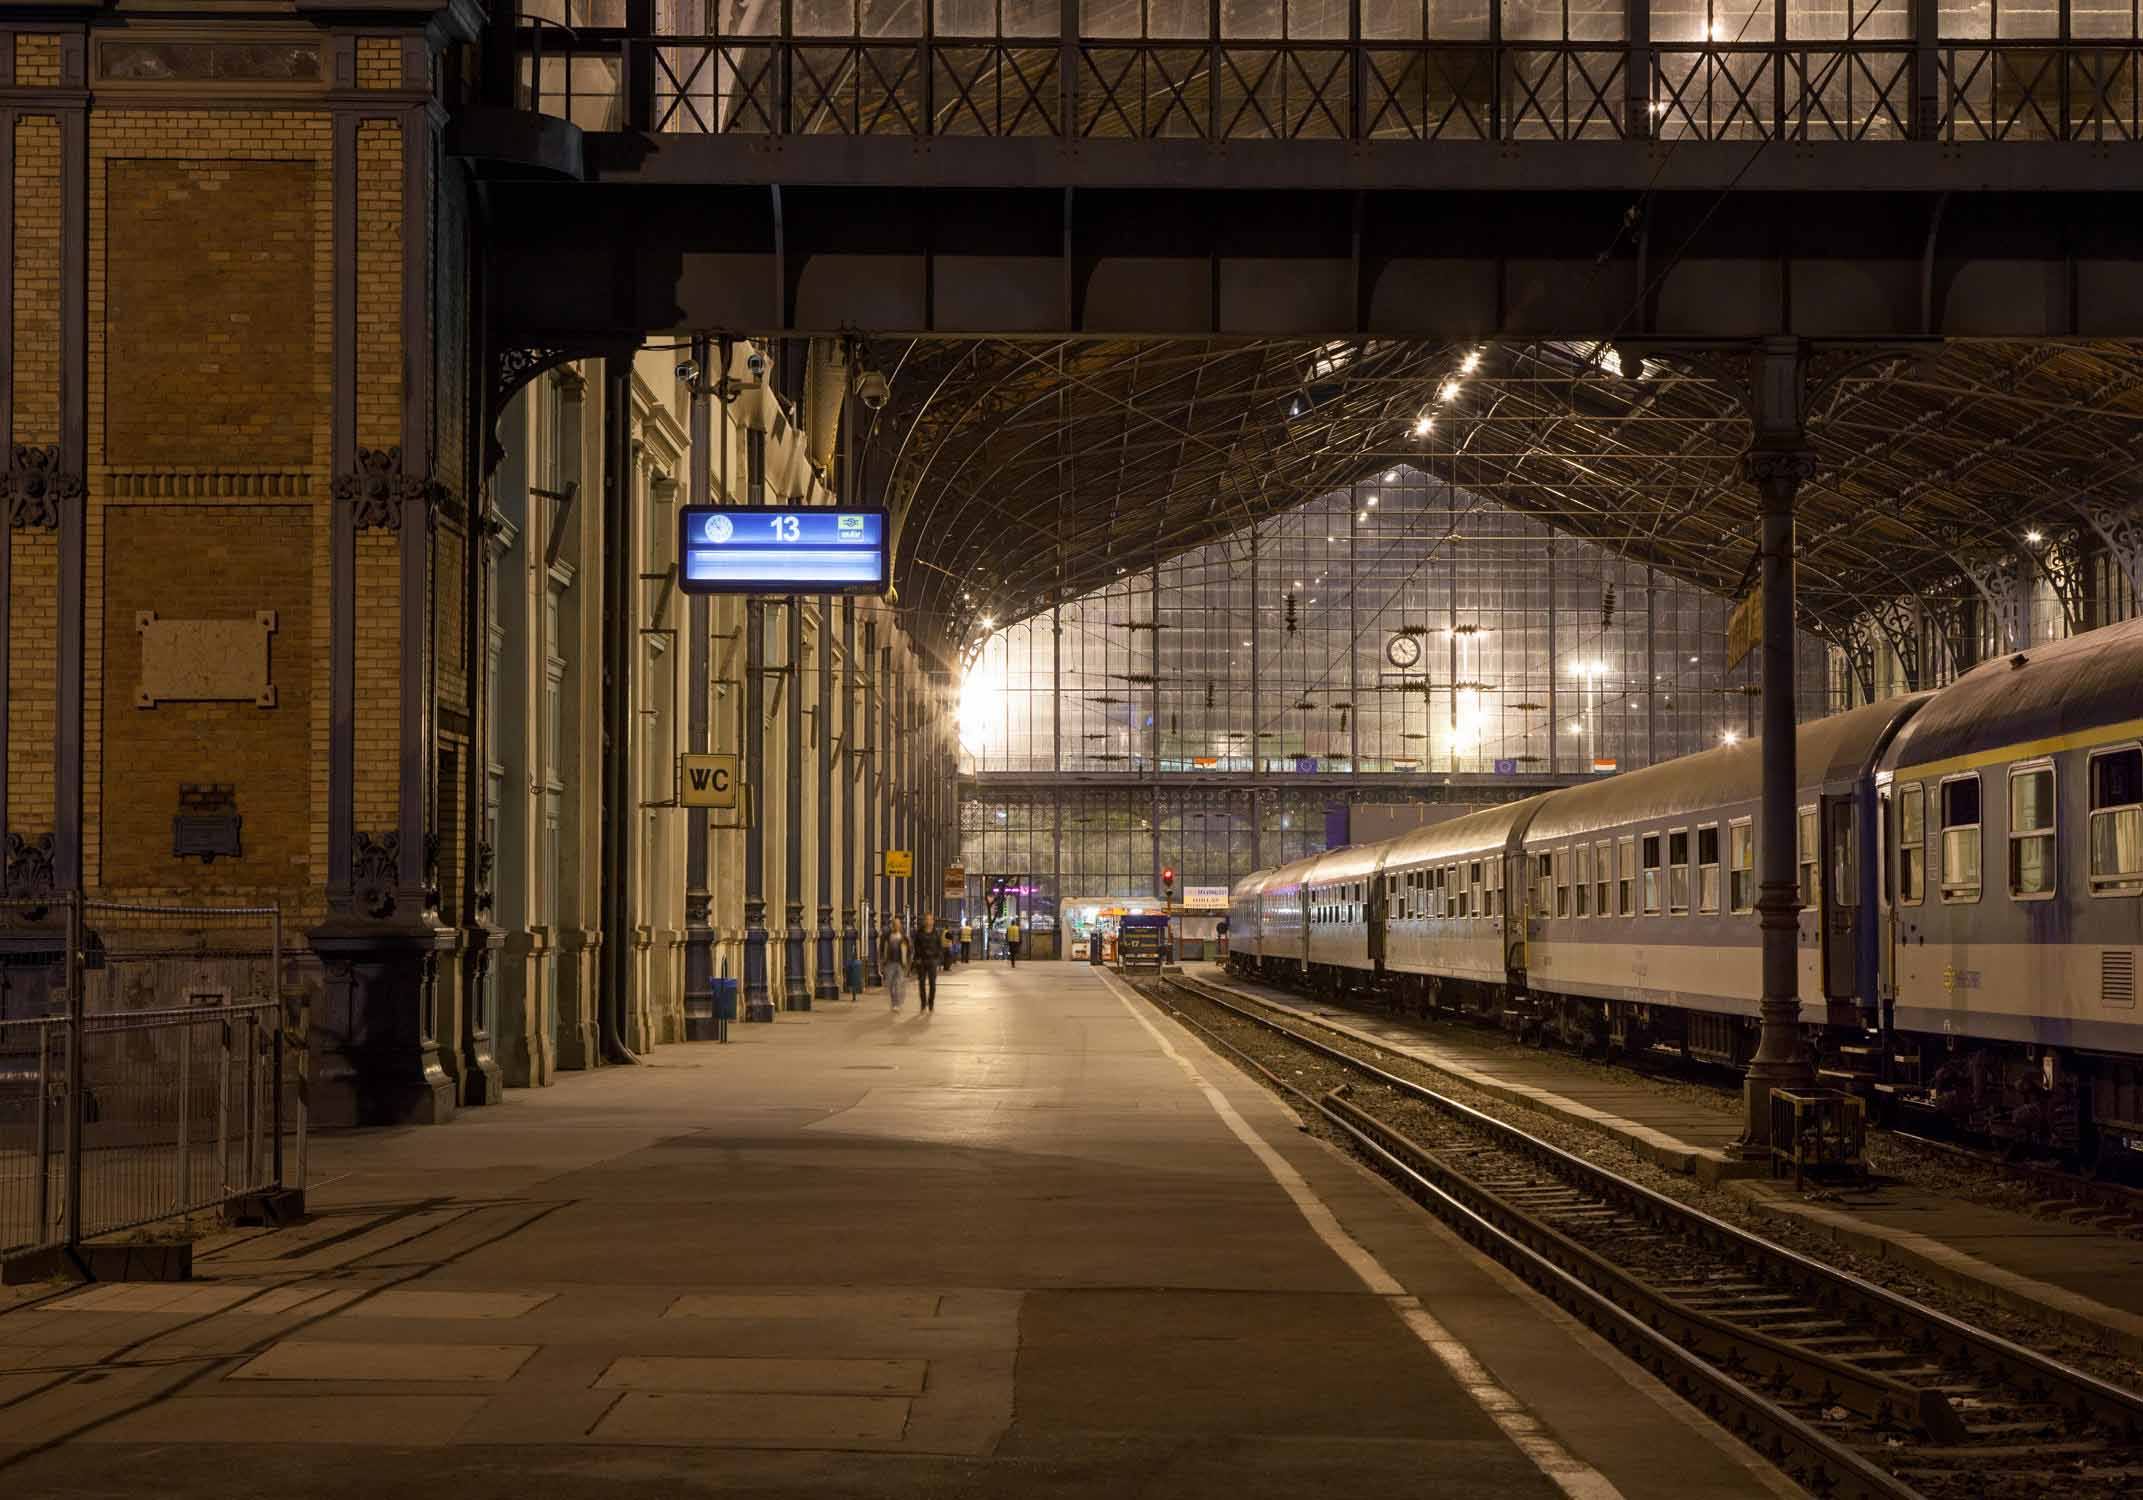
[1098,968,1626,1500]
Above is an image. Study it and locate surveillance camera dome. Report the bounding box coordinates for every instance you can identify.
[856,369,891,411]
[675,359,701,384]
[746,350,768,375]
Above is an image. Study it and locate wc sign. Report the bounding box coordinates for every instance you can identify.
[679,753,739,809]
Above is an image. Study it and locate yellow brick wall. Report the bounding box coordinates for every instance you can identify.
[104,159,318,465]
[8,533,58,832]
[84,110,337,908]
[13,36,61,88]
[100,506,315,898]
[356,37,403,91]
[356,119,402,454]
[13,116,61,447]
[355,532,402,836]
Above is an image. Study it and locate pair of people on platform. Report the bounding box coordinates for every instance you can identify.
[885,914,950,1013]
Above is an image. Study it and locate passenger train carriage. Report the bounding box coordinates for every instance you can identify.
[1228,614,2143,1159]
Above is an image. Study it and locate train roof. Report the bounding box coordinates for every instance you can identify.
[1301,841,1387,887]
[1524,694,1929,844]
[1381,794,1552,866]
[1886,614,2143,778]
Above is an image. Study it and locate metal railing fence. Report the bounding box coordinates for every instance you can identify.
[0,896,303,1273]
[515,24,2143,144]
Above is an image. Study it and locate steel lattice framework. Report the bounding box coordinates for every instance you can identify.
[866,336,2143,661]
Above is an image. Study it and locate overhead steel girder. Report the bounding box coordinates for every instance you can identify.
[487,175,2143,343]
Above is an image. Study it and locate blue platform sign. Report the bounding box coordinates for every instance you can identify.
[678,505,889,595]
[1492,758,1517,775]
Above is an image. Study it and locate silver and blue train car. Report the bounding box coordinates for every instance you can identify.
[1516,695,1926,1063]
[1374,797,1548,1018]
[1877,618,2143,1153]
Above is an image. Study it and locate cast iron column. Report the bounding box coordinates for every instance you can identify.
[743,598,773,1021]
[1739,337,1818,1152]
[683,337,715,1036]
[894,665,909,925]
[784,598,811,1009]
[815,596,838,1002]
[842,599,860,984]
[866,629,885,985]
[598,363,640,1064]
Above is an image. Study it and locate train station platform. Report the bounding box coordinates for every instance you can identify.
[1191,963,2143,1363]
[0,960,1790,1499]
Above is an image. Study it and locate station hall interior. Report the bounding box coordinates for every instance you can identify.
[6,2,2143,1497]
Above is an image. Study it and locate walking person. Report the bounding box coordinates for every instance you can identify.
[885,919,910,1011]
[914,914,945,1013]
[960,920,973,964]
[1005,916,1022,969]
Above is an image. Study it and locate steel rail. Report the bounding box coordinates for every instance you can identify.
[1136,974,1929,1500]
[1163,972,2143,1445]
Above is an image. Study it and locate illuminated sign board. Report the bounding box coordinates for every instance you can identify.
[678,506,889,595]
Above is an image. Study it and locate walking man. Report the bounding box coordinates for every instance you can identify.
[1005,916,1022,969]
[914,914,944,1013]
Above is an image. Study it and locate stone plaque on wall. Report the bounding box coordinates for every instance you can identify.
[136,611,278,708]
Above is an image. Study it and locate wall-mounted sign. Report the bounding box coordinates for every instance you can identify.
[1183,886,1230,909]
[1726,587,1760,669]
[943,863,966,898]
[678,505,888,595]
[679,753,739,808]
[883,849,914,878]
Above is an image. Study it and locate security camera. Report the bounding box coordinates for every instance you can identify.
[856,369,891,411]
[745,349,768,378]
[675,359,701,385]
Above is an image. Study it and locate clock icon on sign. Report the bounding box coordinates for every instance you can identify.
[702,514,734,544]
[1386,633,1422,669]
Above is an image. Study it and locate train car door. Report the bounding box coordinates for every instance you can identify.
[1503,849,1529,979]
[1824,796,1859,999]
[1369,871,1389,973]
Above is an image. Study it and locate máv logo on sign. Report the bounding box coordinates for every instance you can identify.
[838,514,864,536]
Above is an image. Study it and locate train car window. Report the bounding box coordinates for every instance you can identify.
[1897,784,1925,904]
[2089,747,2143,895]
[1574,844,1592,916]
[1797,806,1819,907]
[1469,861,1483,918]
[2008,763,2055,900]
[1641,834,1661,914]
[1728,821,1754,912]
[1697,825,1721,913]
[1537,853,1553,914]
[1487,857,1501,918]
[1455,865,1470,919]
[1617,835,1636,914]
[1593,840,1612,914]
[1668,829,1690,914]
[1939,775,1983,903]
[1829,801,1857,908]
[1554,847,1571,918]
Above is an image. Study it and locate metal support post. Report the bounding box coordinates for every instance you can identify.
[684,336,715,1035]
[784,598,811,1009]
[816,596,838,1003]
[842,598,859,985]
[868,632,887,986]
[598,363,640,1064]
[1738,337,1818,1154]
[743,598,773,1021]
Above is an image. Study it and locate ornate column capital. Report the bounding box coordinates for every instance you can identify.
[1739,446,1819,511]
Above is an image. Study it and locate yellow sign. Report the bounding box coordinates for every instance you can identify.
[679,753,739,809]
[1727,588,1760,671]
[883,850,913,878]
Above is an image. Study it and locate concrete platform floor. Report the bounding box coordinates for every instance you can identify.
[0,961,1797,1499]
[1193,963,2143,1361]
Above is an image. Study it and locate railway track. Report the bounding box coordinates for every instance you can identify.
[1138,972,2143,1500]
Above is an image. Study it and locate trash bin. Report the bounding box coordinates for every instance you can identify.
[712,979,738,1022]
[844,958,864,997]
